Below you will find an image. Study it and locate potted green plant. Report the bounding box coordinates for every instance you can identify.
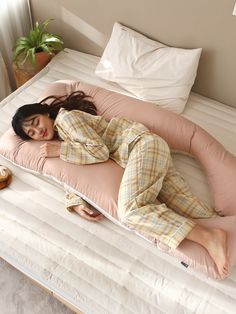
[12,19,64,87]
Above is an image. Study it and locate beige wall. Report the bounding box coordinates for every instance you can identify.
[30,0,236,108]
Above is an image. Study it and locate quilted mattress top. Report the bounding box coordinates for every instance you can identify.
[0,49,236,314]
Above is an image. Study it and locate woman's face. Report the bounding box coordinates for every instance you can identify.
[22,114,55,141]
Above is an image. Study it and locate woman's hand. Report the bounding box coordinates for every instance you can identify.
[73,204,104,222]
[40,142,61,158]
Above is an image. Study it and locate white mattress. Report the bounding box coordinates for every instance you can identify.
[0,49,236,314]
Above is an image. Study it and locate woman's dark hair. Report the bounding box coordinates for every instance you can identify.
[12,91,97,140]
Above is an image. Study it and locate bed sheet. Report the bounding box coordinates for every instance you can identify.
[0,49,236,314]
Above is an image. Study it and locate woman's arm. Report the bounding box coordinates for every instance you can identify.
[60,140,109,165]
[55,109,109,165]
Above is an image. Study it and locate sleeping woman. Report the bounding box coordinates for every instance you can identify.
[11,91,229,278]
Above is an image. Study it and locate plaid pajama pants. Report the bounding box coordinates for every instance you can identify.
[117,133,217,249]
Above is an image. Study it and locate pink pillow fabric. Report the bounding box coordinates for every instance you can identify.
[1,80,236,279]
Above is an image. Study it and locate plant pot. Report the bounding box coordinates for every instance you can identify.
[13,52,53,88]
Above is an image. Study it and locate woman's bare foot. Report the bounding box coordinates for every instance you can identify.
[204,228,228,278]
[187,225,229,278]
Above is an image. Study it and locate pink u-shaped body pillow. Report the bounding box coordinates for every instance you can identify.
[39,80,236,216]
[1,80,236,279]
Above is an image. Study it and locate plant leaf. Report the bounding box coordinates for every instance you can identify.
[28,47,36,66]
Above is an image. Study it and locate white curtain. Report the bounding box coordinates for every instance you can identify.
[0,0,32,100]
[0,52,11,100]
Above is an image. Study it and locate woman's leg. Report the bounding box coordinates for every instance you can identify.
[158,159,218,218]
[158,158,228,278]
[118,134,228,277]
[117,134,196,249]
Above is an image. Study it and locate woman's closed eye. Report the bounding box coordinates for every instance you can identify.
[28,129,35,137]
[33,117,39,126]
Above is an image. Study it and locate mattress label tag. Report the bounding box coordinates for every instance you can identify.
[181,261,189,268]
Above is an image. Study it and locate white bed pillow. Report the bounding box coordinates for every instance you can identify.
[95,22,202,113]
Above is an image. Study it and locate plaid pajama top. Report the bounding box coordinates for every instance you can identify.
[54,108,149,211]
[54,108,149,168]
